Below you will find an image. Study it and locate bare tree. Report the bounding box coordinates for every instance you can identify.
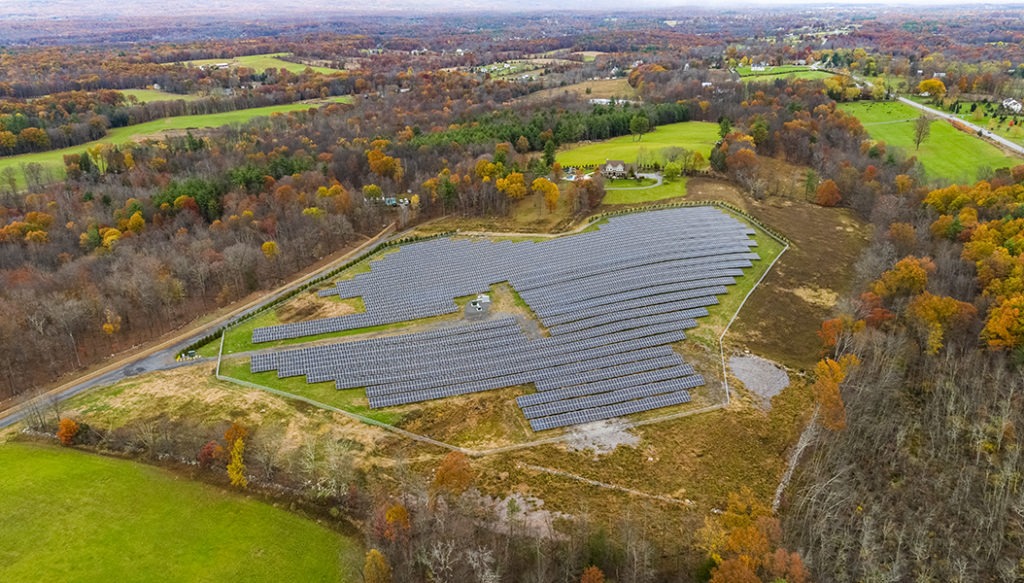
[913,115,931,150]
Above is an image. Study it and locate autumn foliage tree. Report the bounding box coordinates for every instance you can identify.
[363,549,393,583]
[812,355,860,432]
[698,487,810,583]
[815,179,842,207]
[431,451,474,498]
[580,566,606,583]
[227,437,248,488]
[57,417,80,446]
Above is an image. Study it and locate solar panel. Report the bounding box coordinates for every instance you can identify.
[248,206,763,428]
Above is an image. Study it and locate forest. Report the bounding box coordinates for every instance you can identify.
[4,5,1024,583]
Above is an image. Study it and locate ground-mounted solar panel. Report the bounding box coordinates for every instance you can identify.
[247,206,768,429]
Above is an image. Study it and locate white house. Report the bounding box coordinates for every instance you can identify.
[1002,98,1023,114]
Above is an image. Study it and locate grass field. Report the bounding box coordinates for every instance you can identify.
[735,65,833,82]
[839,100,1023,183]
[179,53,342,75]
[0,441,360,582]
[120,88,202,103]
[557,121,719,167]
[602,177,689,204]
[518,78,635,104]
[0,97,352,189]
[933,99,1024,147]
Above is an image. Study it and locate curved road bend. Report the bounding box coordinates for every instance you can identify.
[0,224,396,430]
[897,97,1024,158]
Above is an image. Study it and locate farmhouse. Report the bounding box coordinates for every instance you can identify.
[602,160,629,178]
[1003,98,1023,114]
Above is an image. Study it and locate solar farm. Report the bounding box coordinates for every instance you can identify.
[249,207,762,431]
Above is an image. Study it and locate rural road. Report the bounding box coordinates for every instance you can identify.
[0,224,396,430]
[897,97,1024,158]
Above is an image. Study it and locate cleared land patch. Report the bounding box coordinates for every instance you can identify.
[736,65,833,82]
[839,100,1022,183]
[0,441,360,582]
[119,88,202,103]
[178,52,343,75]
[557,121,719,168]
[241,207,776,432]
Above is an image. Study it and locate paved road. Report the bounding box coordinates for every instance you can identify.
[897,97,1024,158]
[603,172,664,191]
[0,225,396,430]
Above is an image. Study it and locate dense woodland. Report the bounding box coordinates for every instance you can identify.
[5,6,1024,582]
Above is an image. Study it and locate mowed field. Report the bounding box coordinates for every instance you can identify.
[0,441,360,582]
[0,97,353,189]
[120,88,203,103]
[179,53,342,75]
[840,100,1022,183]
[735,65,833,82]
[518,78,636,104]
[557,121,719,167]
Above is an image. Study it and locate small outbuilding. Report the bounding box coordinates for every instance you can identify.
[465,294,492,320]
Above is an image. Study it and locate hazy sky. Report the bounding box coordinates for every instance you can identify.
[0,0,1011,19]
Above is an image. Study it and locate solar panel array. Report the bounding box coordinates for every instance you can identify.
[251,207,760,430]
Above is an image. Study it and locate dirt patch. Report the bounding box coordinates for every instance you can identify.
[562,418,640,457]
[488,492,570,539]
[789,286,839,310]
[276,293,361,324]
[729,355,791,410]
[686,178,749,208]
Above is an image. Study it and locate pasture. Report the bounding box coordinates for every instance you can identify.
[178,52,343,75]
[0,97,353,190]
[839,100,1023,183]
[556,121,719,167]
[0,441,360,582]
[735,65,833,82]
[120,88,202,103]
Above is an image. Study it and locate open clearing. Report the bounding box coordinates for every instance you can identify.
[0,97,353,189]
[839,100,1022,183]
[44,183,866,570]
[120,88,203,103]
[557,121,719,168]
[519,78,636,104]
[736,65,833,82]
[177,52,343,75]
[0,441,360,582]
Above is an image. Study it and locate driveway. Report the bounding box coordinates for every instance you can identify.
[897,97,1024,158]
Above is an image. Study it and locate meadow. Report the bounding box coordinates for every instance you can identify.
[179,53,342,75]
[0,97,353,189]
[839,100,1023,183]
[735,65,833,82]
[556,121,719,168]
[0,441,360,582]
[120,88,203,103]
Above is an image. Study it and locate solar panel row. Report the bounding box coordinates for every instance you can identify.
[249,207,761,429]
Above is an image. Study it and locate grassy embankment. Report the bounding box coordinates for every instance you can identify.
[0,441,361,582]
[0,97,353,189]
[839,100,1022,183]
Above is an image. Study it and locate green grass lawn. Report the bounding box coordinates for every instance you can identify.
[557,121,719,168]
[603,177,689,204]
[839,100,1023,183]
[179,53,343,75]
[120,88,202,103]
[0,97,353,190]
[736,65,833,83]
[218,358,403,425]
[0,441,361,582]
